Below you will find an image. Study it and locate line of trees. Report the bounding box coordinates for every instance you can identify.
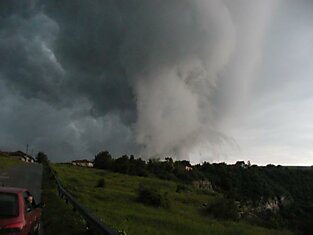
[93,151,199,181]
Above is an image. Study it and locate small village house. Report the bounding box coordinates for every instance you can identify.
[0,150,35,163]
[72,159,94,168]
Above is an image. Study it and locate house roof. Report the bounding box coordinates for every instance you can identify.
[72,159,93,163]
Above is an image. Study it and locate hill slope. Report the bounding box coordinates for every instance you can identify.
[53,164,292,235]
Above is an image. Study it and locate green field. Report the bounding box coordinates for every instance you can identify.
[41,165,90,235]
[53,164,293,235]
[0,155,22,170]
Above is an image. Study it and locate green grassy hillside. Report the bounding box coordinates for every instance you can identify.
[53,164,293,235]
[0,155,22,170]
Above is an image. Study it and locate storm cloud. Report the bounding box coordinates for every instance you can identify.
[1,0,313,164]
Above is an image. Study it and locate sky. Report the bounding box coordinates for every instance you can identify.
[0,0,313,165]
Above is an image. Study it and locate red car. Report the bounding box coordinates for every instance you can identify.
[0,187,42,235]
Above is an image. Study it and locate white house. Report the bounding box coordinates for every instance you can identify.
[72,159,94,167]
[185,166,193,171]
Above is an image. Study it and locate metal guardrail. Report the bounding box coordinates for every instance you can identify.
[47,164,119,235]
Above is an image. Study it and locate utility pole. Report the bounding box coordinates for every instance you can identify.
[26,144,29,155]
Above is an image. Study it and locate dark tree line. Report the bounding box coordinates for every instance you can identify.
[93,151,201,181]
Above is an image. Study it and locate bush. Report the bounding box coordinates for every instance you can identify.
[257,209,284,229]
[176,184,191,193]
[205,197,238,220]
[137,184,170,208]
[95,178,106,188]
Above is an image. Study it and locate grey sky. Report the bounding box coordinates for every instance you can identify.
[0,0,312,164]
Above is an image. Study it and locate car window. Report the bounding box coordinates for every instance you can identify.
[22,191,34,213]
[0,193,19,217]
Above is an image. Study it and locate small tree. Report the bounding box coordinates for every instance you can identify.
[205,197,238,220]
[36,152,48,163]
[94,151,113,170]
[114,155,129,173]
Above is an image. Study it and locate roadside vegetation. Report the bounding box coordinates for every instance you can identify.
[53,163,292,235]
[0,155,22,170]
[41,163,91,235]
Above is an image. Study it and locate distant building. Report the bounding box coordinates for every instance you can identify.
[0,150,35,163]
[185,166,193,171]
[235,161,247,168]
[11,151,35,163]
[20,155,35,163]
[72,159,94,168]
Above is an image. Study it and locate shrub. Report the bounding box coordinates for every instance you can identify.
[176,184,191,193]
[137,184,170,208]
[95,178,106,188]
[205,197,238,220]
[257,209,284,229]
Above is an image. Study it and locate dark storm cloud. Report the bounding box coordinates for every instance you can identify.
[1,0,313,164]
[2,0,230,160]
[0,0,139,160]
[0,0,135,117]
[43,0,136,121]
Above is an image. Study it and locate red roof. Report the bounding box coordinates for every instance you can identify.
[72,159,93,163]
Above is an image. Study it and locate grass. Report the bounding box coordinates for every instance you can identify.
[53,164,293,235]
[41,164,91,235]
[0,155,22,170]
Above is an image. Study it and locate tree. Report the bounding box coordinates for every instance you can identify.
[94,151,113,170]
[36,152,48,163]
[114,155,129,173]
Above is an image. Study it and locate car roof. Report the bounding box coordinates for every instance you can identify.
[0,186,26,194]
